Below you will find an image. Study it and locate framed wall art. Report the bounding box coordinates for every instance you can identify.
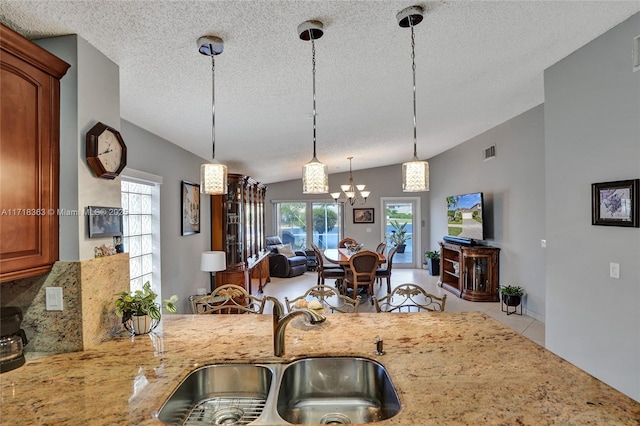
[181,180,200,235]
[591,179,639,227]
[353,208,374,224]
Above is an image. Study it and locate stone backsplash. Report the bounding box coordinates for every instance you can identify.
[1,254,129,353]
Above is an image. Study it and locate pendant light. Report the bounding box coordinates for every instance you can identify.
[330,157,371,205]
[398,6,429,192]
[198,35,228,195]
[299,20,329,194]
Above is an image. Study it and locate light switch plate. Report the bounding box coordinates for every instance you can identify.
[609,262,620,279]
[46,287,63,311]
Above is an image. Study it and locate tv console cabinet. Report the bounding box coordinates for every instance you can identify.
[438,241,500,302]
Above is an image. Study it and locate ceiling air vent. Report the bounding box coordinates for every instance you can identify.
[483,145,496,161]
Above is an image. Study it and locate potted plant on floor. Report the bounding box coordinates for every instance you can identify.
[115,282,178,335]
[388,220,411,253]
[499,285,524,307]
[425,250,440,276]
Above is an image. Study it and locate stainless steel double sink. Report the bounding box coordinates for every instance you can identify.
[156,357,401,425]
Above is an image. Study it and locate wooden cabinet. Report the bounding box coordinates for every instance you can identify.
[0,24,70,282]
[211,174,268,291]
[438,241,500,302]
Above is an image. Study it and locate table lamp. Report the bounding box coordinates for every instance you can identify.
[201,251,226,293]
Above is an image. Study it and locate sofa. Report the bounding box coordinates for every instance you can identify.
[265,236,308,278]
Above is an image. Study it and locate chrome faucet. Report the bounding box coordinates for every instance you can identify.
[266,297,326,357]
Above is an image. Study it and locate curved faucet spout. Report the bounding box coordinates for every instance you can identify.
[273,308,326,357]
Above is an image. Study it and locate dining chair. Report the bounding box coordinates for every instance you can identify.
[343,250,379,303]
[375,241,387,254]
[374,245,398,294]
[284,285,361,314]
[193,284,268,314]
[372,283,447,313]
[311,243,345,287]
[338,237,357,248]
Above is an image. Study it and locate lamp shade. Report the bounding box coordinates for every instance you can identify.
[402,158,429,192]
[302,157,328,194]
[201,162,228,195]
[201,251,226,272]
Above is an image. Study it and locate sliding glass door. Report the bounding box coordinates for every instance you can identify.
[274,201,343,250]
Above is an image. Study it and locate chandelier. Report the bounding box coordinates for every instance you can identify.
[330,157,371,206]
[198,35,228,195]
[398,5,429,192]
[299,20,329,194]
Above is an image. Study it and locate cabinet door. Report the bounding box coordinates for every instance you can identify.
[463,256,490,293]
[0,35,66,281]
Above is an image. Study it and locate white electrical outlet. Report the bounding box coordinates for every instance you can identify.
[46,287,63,311]
[609,262,620,279]
[540,239,547,248]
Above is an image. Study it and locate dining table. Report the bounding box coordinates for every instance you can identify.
[324,247,386,265]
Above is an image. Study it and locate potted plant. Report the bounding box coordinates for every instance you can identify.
[115,282,178,335]
[425,250,440,276]
[498,285,524,307]
[388,220,411,253]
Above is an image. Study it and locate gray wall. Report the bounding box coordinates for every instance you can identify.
[544,13,640,401]
[121,120,211,314]
[429,105,546,321]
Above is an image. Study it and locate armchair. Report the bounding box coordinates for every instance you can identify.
[265,236,308,278]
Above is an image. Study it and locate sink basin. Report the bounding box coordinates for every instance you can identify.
[157,364,273,425]
[276,357,401,424]
[156,357,400,425]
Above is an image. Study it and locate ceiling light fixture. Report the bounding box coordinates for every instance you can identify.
[331,157,371,205]
[398,6,429,192]
[299,20,329,194]
[198,35,228,195]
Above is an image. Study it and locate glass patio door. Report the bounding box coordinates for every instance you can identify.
[381,197,421,268]
[275,201,343,250]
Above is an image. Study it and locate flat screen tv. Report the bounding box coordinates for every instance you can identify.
[445,192,484,244]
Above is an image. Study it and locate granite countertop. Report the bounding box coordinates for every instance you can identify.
[1,312,638,425]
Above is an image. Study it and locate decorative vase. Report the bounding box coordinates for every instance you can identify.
[126,314,159,335]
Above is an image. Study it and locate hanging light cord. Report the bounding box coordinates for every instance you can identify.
[210,54,216,161]
[311,36,318,158]
[410,19,418,158]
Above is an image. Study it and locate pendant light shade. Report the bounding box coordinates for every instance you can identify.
[198,35,228,195]
[398,6,429,192]
[299,20,329,194]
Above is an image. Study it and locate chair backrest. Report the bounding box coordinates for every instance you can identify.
[194,284,267,314]
[284,285,361,314]
[346,250,379,285]
[372,283,447,313]
[338,237,357,248]
[265,236,283,252]
[383,246,398,273]
[310,243,325,269]
[375,241,387,254]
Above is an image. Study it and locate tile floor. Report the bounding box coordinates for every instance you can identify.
[259,268,545,347]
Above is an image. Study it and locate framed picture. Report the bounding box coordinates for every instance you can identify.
[88,206,123,238]
[591,179,639,227]
[181,180,200,235]
[353,208,374,224]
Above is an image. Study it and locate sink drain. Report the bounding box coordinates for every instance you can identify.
[211,406,245,424]
[319,413,352,424]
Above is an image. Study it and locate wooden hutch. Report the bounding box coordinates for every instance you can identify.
[438,240,500,302]
[210,174,269,293]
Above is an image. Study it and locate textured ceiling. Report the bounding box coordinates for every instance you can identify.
[1,1,639,184]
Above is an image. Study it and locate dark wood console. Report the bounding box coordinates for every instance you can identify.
[438,241,500,302]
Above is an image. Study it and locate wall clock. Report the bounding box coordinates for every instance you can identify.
[85,122,127,179]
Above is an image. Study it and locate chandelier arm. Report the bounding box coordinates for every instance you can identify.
[211,54,216,161]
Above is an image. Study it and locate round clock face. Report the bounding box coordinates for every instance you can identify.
[97,130,123,173]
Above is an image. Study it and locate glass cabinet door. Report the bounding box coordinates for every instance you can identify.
[225,180,244,267]
[463,256,489,293]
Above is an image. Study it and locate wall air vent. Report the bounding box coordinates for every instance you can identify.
[483,144,496,161]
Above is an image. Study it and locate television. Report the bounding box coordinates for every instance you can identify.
[445,192,484,245]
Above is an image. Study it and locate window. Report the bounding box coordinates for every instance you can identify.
[121,174,162,298]
[274,201,343,250]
